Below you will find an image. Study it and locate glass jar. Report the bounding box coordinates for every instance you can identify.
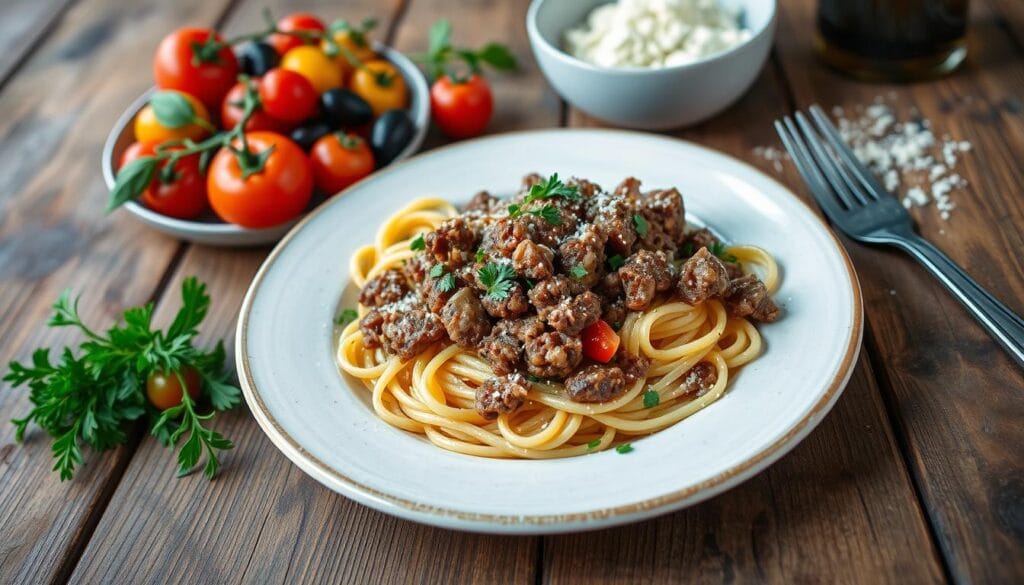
[816,0,969,81]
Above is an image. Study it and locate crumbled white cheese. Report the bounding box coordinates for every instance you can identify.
[564,0,750,69]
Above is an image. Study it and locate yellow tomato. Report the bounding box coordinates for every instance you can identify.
[133,91,210,144]
[281,46,342,94]
[350,60,408,117]
[322,30,377,83]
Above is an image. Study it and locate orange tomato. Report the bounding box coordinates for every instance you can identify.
[133,91,211,144]
[310,133,375,194]
[349,60,407,117]
[146,367,202,410]
[281,46,342,94]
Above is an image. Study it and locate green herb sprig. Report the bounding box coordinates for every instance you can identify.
[4,278,240,481]
[477,262,517,300]
[412,19,518,82]
[507,173,580,223]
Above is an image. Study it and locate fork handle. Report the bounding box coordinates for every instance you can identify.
[892,233,1024,369]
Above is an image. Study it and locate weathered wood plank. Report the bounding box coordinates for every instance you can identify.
[556,64,948,583]
[0,0,236,583]
[0,0,76,86]
[772,0,1024,582]
[69,1,554,583]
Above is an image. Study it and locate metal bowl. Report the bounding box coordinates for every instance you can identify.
[101,45,430,247]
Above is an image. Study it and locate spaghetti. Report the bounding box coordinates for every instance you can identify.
[337,187,780,459]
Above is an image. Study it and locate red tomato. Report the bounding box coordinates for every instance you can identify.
[207,132,313,228]
[430,74,494,139]
[258,68,318,122]
[146,367,202,410]
[269,13,326,56]
[119,141,208,219]
[153,27,239,110]
[310,133,375,194]
[220,80,292,133]
[581,320,620,363]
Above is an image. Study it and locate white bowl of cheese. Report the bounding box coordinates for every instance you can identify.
[527,0,776,130]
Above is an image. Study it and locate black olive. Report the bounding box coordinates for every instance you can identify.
[370,110,415,167]
[320,89,374,128]
[235,42,278,77]
[290,122,333,151]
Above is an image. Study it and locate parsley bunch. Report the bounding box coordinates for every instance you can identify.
[415,19,518,82]
[4,278,240,481]
[508,173,581,224]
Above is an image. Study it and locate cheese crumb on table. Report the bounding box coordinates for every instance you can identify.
[564,0,750,69]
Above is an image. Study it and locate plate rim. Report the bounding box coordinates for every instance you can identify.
[235,128,864,532]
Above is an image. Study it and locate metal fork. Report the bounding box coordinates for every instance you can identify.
[775,105,1024,369]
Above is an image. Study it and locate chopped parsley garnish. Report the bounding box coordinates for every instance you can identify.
[607,254,625,270]
[570,265,588,279]
[633,214,649,237]
[615,443,634,454]
[525,279,536,290]
[478,262,517,300]
[410,234,425,251]
[508,173,579,220]
[335,308,358,326]
[528,204,561,225]
[586,439,601,450]
[680,242,695,257]
[526,374,542,383]
[438,272,457,292]
[475,248,485,263]
[709,241,738,263]
[429,264,445,278]
[642,390,660,408]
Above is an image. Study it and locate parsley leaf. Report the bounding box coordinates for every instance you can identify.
[478,262,517,300]
[508,173,579,219]
[438,272,457,292]
[410,234,425,251]
[642,390,660,408]
[4,277,239,481]
[681,242,695,257]
[709,241,738,263]
[429,263,445,278]
[475,248,485,263]
[633,214,649,237]
[335,308,358,326]
[586,439,601,450]
[570,265,588,279]
[615,443,634,454]
[608,255,625,270]
[528,204,562,225]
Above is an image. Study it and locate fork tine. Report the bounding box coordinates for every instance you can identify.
[793,112,868,208]
[774,118,848,223]
[809,104,889,200]
[795,112,871,206]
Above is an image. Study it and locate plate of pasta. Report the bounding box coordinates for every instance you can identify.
[237,129,862,533]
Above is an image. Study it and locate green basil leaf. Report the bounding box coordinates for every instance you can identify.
[150,91,196,129]
[478,43,517,70]
[107,156,157,211]
[428,19,452,56]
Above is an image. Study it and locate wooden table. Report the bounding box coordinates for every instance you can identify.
[1,0,1021,583]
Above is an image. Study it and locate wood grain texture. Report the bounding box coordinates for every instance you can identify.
[560,64,948,583]
[0,0,76,87]
[773,0,1024,582]
[0,0,235,582]
[69,1,549,583]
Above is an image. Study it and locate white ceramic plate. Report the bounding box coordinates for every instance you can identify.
[237,129,862,534]
[101,45,430,247]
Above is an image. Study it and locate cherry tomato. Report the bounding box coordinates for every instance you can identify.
[310,133,375,194]
[269,13,326,56]
[322,28,377,82]
[207,132,313,228]
[581,320,620,363]
[153,28,239,110]
[258,68,318,122]
[281,46,342,94]
[146,367,202,410]
[134,91,211,144]
[119,141,208,219]
[430,74,494,139]
[350,60,408,117]
[220,80,292,133]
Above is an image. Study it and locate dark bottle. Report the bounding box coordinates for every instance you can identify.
[816,0,969,81]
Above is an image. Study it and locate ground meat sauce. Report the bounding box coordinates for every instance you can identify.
[355,174,780,418]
